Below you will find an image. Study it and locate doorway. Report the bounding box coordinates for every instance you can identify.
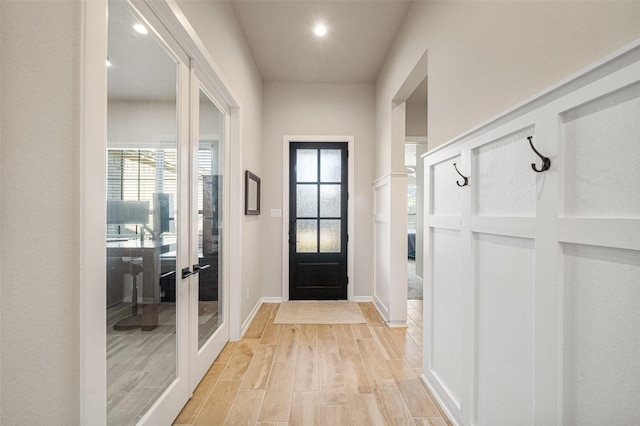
[281,136,355,301]
[405,137,427,301]
[288,142,348,300]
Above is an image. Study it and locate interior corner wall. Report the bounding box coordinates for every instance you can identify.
[376,0,640,162]
[1,1,81,423]
[405,101,427,138]
[262,82,375,299]
[176,0,263,325]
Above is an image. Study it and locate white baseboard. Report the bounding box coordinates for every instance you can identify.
[386,320,408,328]
[240,300,262,338]
[372,295,389,322]
[240,297,283,339]
[353,296,373,302]
[420,373,462,426]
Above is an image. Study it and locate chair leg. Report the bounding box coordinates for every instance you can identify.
[131,274,138,316]
[113,270,144,331]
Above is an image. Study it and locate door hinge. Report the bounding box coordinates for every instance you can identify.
[347,276,349,285]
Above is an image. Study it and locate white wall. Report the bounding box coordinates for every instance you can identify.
[262,82,375,299]
[405,101,427,138]
[176,0,264,324]
[1,2,81,423]
[377,1,640,173]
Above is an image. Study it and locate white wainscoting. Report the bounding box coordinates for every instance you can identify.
[422,39,640,425]
[373,173,408,326]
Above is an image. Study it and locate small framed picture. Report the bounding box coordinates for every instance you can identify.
[245,170,261,215]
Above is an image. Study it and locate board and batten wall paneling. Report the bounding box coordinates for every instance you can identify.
[473,127,536,217]
[559,72,640,425]
[373,173,408,326]
[561,244,640,424]
[475,234,535,425]
[430,228,463,407]
[373,177,391,319]
[561,81,640,218]
[421,40,640,425]
[432,156,462,217]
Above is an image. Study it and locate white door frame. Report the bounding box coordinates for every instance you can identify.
[80,0,243,422]
[282,135,355,302]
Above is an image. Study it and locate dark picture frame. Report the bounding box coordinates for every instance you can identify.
[245,170,261,215]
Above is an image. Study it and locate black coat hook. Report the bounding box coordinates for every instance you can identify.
[528,136,551,172]
[453,163,469,187]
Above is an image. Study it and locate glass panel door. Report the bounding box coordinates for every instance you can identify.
[196,89,224,348]
[106,1,186,424]
[105,2,232,422]
[289,143,348,300]
[189,80,230,388]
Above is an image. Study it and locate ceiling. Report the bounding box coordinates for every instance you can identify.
[231,0,412,83]
[108,1,416,100]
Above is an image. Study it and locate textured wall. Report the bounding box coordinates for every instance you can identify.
[1,1,81,423]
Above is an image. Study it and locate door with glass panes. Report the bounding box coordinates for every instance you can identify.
[188,82,229,387]
[104,1,229,423]
[289,142,348,300]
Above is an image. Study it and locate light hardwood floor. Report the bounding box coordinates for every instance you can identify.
[173,301,451,425]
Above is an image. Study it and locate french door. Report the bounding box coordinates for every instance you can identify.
[104,1,229,424]
[289,142,348,300]
[187,78,230,388]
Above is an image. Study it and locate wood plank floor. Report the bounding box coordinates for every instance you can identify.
[174,301,451,426]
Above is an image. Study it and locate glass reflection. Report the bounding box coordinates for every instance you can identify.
[197,89,225,349]
[106,1,178,424]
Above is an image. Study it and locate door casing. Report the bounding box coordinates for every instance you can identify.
[281,135,355,302]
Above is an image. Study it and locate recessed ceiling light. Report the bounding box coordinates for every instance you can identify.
[314,24,327,37]
[133,23,148,35]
